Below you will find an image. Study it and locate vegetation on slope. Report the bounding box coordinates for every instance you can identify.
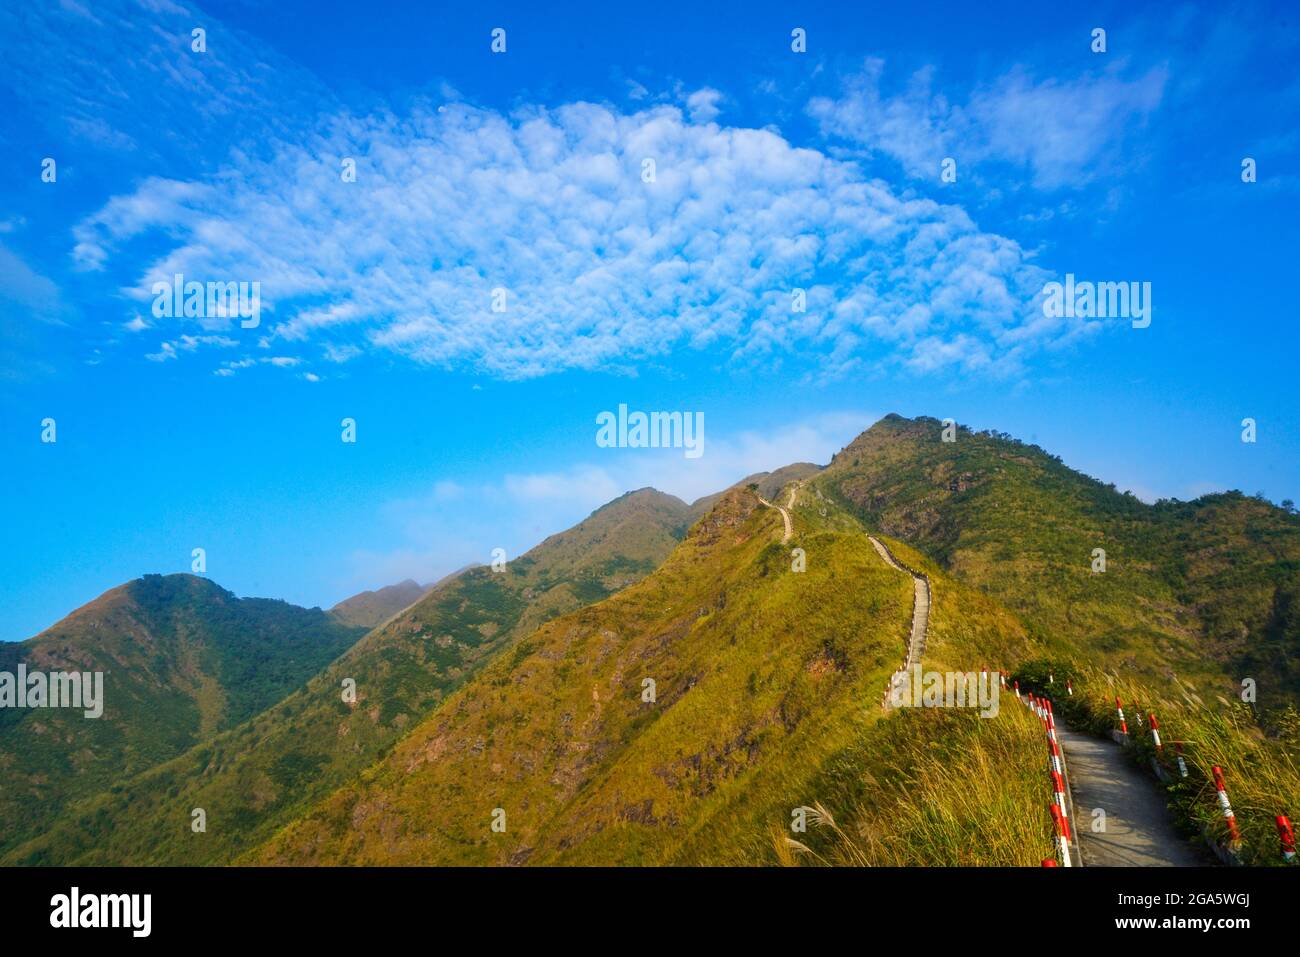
[816,414,1300,708]
[248,483,1044,866]
[4,489,692,865]
[0,574,365,855]
[773,702,1054,867]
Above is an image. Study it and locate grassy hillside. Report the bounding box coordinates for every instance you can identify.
[5,489,692,865]
[0,575,365,855]
[816,414,1300,706]
[330,579,430,629]
[248,482,1044,866]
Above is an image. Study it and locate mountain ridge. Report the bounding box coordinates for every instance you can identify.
[5,486,698,865]
[0,573,367,854]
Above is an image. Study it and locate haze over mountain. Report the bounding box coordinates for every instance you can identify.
[330,579,432,630]
[0,575,366,854]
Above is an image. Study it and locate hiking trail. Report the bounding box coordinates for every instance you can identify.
[869,536,929,669]
[1054,726,1205,866]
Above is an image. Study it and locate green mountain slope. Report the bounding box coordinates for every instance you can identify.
[816,414,1300,705]
[248,482,1039,866]
[0,574,366,855]
[6,488,693,865]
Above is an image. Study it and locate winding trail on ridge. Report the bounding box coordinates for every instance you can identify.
[756,484,797,545]
[758,493,1194,865]
[861,520,1196,865]
[868,536,930,670]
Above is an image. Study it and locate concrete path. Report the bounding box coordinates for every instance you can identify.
[1054,726,1204,866]
[870,536,931,711]
[756,485,797,545]
[868,536,929,668]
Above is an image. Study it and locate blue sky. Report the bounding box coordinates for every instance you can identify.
[2,0,1297,640]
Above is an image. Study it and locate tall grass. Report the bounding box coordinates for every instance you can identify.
[773,702,1056,866]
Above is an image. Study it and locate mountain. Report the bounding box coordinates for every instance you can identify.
[6,488,694,865]
[814,414,1300,705]
[688,462,822,518]
[16,415,1297,868]
[331,579,430,629]
[247,417,1300,866]
[0,574,366,854]
[248,481,1037,865]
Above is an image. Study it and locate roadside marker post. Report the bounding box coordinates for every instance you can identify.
[1115,697,1128,736]
[1050,804,1072,867]
[1277,816,1296,863]
[1212,766,1241,846]
[1148,713,1163,752]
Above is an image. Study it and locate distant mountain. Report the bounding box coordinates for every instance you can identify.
[331,579,430,629]
[248,482,1032,865]
[688,462,822,518]
[9,488,694,865]
[0,574,366,855]
[816,414,1300,704]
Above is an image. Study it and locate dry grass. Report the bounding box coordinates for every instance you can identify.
[773,701,1056,867]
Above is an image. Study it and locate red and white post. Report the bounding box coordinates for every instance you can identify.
[1115,697,1128,736]
[1276,816,1295,863]
[1212,766,1241,846]
[1148,713,1162,752]
[1050,804,1072,867]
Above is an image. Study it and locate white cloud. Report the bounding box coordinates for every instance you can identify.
[809,58,1166,189]
[685,87,723,123]
[73,98,1089,381]
[145,333,236,361]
